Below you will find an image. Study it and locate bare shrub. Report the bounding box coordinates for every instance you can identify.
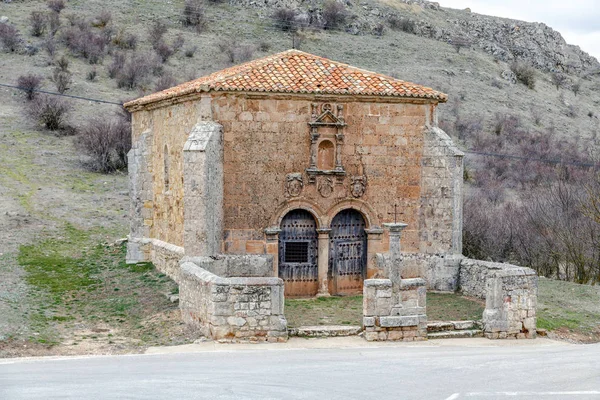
[272,8,299,31]
[91,11,112,28]
[155,73,177,91]
[551,72,566,90]
[51,68,72,93]
[62,25,106,63]
[172,34,185,53]
[492,113,521,136]
[182,0,207,32]
[148,21,168,49]
[0,22,21,52]
[155,41,174,63]
[76,114,131,173]
[113,29,138,50]
[184,45,197,57]
[372,23,385,37]
[44,36,57,57]
[451,36,471,53]
[571,81,581,96]
[387,15,415,33]
[17,74,43,100]
[258,41,270,52]
[86,68,97,81]
[217,40,255,64]
[56,55,69,72]
[47,0,66,13]
[27,95,71,131]
[108,52,125,78]
[48,11,61,36]
[322,0,347,30]
[116,53,153,90]
[30,12,47,37]
[510,61,536,89]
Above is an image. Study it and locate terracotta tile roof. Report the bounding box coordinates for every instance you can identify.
[124,50,447,109]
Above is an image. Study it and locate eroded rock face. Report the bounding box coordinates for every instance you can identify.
[228,0,598,75]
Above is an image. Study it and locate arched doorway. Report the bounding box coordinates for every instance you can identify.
[328,209,367,295]
[279,209,318,297]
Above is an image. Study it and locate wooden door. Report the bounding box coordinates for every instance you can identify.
[279,210,318,297]
[329,209,367,295]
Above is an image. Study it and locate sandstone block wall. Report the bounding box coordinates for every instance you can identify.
[363,278,427,341]
[459,259,538,339]
[179,259,288,342]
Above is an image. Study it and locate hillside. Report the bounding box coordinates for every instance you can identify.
[0,0,599,354]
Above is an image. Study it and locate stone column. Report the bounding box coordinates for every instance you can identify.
[383,223,408,284]
[316,228,331,297]
[126,129,153,264]
[183,121,223,257]
[265,227,281,277]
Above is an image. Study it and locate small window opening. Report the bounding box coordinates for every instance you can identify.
[284,241,309,263]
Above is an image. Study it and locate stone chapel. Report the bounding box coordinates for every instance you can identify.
[123,50,537,342]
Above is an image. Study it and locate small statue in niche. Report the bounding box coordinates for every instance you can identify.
[285,173,304,197]
[350,176,367,198]
[318,176,334,198]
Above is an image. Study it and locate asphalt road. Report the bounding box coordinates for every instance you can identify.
[1,339,600,400]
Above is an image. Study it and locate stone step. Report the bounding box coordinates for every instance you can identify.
[289,325,362,338]
[427,320,482,332]
[427,329,483,339]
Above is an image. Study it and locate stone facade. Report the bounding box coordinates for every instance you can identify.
[179,258,287,342]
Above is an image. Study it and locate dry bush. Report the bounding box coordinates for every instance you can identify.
[43,36,57,57]
[17,74,43,100]
[551,72,567,90]
[184,45,197,58]
[372,23,385,37]
[48,11,61,36]
[172,34,185,53]
[258,41,270,52]
[510,61,536,89]
[116,53,153,89]
[148,21,168,49]
[62,25,106,64]
[272,8,299,31]
[0,22,21,52]
[113,29,138,50]
[387,15,415,33]
[182,0,207,32]
[92,11,112,28]
[108,52,125,78]
[55,55,69,72]
[76,114,131,173]
[571,81,581,96]
[155,73,177,91]
[155,41,174,62]
[322,0,347,30]
[51,69,72,93]
[217,40,255,63]
[86,68,97,81]
[27,95,71,131]
[30,12,47,37]
[492,112,521,136]
[47,0,66,13]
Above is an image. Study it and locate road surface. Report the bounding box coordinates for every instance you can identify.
[1,338,599,399]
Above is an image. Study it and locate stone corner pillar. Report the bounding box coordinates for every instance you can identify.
[264,227,282,277]
[127,129,153,264]
[316,228,332,297]
[183,121,223,258]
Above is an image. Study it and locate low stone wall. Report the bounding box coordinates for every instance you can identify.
[179,259,288,342]
[182,255,273,278]
[127,238,185,283]
[401,253,461,291]
[459,258,538,339]
[363,278,427,341]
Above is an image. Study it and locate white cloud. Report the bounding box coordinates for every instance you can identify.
[439,0,600,60]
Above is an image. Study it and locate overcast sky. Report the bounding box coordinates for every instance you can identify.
[439,0,600,61]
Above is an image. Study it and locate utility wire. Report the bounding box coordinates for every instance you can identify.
[0,83,123,105]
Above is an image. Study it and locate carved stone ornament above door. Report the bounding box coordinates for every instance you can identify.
[350,176,367,198]
[306,103,346,184]
[285,173,304,197]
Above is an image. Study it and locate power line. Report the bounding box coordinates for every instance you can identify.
[0,83,123,105]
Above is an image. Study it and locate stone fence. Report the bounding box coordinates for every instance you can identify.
[459,259,538,339]
[179,258,288,342]
[363,278,427,341]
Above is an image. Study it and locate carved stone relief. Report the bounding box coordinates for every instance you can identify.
[350,176,367,198]
[285,173,304,197]
[317,176,334,198]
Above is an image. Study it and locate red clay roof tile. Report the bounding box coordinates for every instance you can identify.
[124,50,447,109]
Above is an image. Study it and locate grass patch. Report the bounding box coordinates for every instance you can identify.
[427,292,485,321]
[285,296,363,327]
[16,224,182,347]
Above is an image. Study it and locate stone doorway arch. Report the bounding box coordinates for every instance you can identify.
[328,209,368,296]
[279,209,319,297]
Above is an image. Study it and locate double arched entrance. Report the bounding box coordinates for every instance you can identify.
[279,209,367,297]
